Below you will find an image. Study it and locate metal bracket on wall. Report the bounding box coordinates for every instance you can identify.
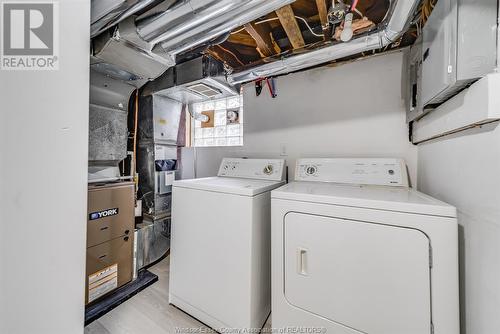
[255,80,263,96]
[267,77,277,98]
[255,77,277,98]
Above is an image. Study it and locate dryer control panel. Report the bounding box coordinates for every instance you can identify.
[295,158,408,187]
[218,158,286,181]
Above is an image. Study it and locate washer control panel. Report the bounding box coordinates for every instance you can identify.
[295,158,408,187]
[218,158,285,181]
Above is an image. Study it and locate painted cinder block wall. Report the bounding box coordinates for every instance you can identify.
[182,51,418,184]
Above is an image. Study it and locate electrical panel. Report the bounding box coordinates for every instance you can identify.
[406,0,497,122]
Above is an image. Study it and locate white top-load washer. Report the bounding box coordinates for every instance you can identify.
[170,158,286,331]
[271,158,459,334]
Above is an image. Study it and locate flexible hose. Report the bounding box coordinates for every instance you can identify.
[351,0,360,11]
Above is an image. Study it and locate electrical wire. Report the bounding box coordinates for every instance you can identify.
[230,16,325,38]
[294,16,324,37]
[420,0,436,25]
[353,7,364,18]
[350,0,360,11]
[255,17,280,25]
[216,44,245,66]
[414,0,436,35]
[231,27,246,35]
[230,17,284,35]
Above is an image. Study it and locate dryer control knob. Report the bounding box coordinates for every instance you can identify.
[306,166,317,175]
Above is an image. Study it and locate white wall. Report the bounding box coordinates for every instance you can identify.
[183,51,418,183]
[418,123,500,334]
[0,1,90,333]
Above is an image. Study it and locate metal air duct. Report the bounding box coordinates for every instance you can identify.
[91,0,169,38]
[93,16,174,84]
[152,56,238,104]
[136,0,296,62]
[228,0,420,84]
[91,0,294,96]
[88,69,134,181]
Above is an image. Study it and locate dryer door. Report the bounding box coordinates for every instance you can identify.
[284,212,432,334]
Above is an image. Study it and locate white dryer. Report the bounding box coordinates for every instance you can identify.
[271,158,459,334]
[170,158,286,331]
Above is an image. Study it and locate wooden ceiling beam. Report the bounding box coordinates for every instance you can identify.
[205,48,232,66]
[227,33,257,48]
[275,5,305,49]
[205,44,245,68]
[315,0,331,40]
[244,22,280,58]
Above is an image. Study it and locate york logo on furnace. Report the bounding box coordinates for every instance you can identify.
[89,208,119,221]
[1,1,59,70]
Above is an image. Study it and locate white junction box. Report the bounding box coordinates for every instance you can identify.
[412,73,500,143]
[407,0,497,121]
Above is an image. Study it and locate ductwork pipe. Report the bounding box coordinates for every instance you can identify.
[91,0,166,38]
[228,0,420,84]
[137,0,243,43]
[93,0,295,81]
[137,0,296,57]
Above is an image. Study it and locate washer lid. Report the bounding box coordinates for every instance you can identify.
[174,177,285,196]
[272,182,456,217]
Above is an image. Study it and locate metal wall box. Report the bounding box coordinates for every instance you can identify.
[137,143,177,216]
[412,73,500,143]
[157,170,175,195]
[405,37,424,122]
[138,95,183,144]
[420,0,497,108]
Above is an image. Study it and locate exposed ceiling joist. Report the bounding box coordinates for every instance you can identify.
[205,0,415,73]
[227,33,257,48]
[244,22,280,57]
[275,5,305,49]
[315,0,331,40]
[205,44,245,68]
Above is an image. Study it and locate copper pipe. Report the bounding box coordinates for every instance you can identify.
[133,90,139,194]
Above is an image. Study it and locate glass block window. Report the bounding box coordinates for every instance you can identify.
[191,94,243,147]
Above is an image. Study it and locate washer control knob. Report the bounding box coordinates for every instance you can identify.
[263,164,274,175]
